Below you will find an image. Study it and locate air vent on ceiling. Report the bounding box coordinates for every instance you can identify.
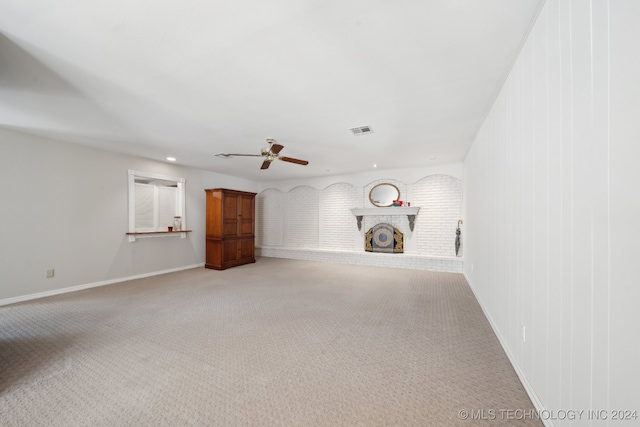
[350,125,373,135]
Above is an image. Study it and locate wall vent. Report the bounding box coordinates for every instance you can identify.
[350,125,373,135]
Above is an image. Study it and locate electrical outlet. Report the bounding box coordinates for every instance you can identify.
[46,269,55,278]
[522,325,526,343]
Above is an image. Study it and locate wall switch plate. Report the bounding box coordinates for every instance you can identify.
[471,264,474,272]
[522,325,526,342]
[46,269,55,278]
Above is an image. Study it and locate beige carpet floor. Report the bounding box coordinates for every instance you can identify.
[1,257,542,426]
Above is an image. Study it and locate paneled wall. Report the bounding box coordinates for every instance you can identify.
[463,0,639,424]
[256,174,463,272]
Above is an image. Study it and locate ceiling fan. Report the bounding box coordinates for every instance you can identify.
[215,138,309,170]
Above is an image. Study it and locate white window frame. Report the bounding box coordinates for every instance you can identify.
[128,170,186,242]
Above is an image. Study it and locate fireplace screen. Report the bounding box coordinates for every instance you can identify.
[365,223,403,253]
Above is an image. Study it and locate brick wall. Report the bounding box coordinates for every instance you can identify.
[285,186,319,248]
[363,179,407,208]
[319,183,361,250]
[256,188,284,246]
[256,247,463,273]
[413,174,462,256]
[256,174,462,272]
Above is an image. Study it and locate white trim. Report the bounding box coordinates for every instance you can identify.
[128,171,136,238]
[128,169,184,183]
[128,170,186,242]
[463,272,554,427]
[0,263,205,307]
[128,232,189,239]
[350,207,420,216]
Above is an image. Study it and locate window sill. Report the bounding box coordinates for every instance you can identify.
[126,230,192,242]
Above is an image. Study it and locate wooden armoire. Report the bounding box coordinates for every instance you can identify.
[205,188,257,270]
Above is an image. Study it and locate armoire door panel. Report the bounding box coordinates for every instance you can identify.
[223,222,238,236]
[241,197,254,220]
[240,238,254,259]
[223,195,238,220]
[223,240,239,263]
[239,221,253,236]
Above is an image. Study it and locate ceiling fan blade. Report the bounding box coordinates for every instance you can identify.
[270,143,284,155]
[260,160,271,170]
[279,156,309,166]
[226,153,263,157]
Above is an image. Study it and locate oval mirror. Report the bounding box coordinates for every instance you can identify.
[369,183,400,207]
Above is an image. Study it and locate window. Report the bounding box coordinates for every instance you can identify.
[128,170,186,241]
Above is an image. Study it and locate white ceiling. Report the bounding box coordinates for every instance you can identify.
[1,0,543,181]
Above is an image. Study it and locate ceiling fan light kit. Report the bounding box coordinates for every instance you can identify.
[217,138,309,170]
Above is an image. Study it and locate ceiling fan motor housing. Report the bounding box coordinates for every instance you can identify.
[221,138,308,169]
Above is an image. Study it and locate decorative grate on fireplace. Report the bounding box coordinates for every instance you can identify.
[365,223,403,253]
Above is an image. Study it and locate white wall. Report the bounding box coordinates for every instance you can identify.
[256,166,464,272]
[257,164,463,193]
[463,0,639,424]
[0,129,257,302]
[413,174,463,256]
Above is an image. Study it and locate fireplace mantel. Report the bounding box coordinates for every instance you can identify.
[350,207,420,231]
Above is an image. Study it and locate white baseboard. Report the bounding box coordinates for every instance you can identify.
[0,263,205,307]
[462,272,554,427]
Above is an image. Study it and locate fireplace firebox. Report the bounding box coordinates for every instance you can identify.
[365,223,403,253]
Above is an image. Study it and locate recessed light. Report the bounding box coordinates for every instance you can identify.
[166,157,177,162]
[373,164,377,168]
